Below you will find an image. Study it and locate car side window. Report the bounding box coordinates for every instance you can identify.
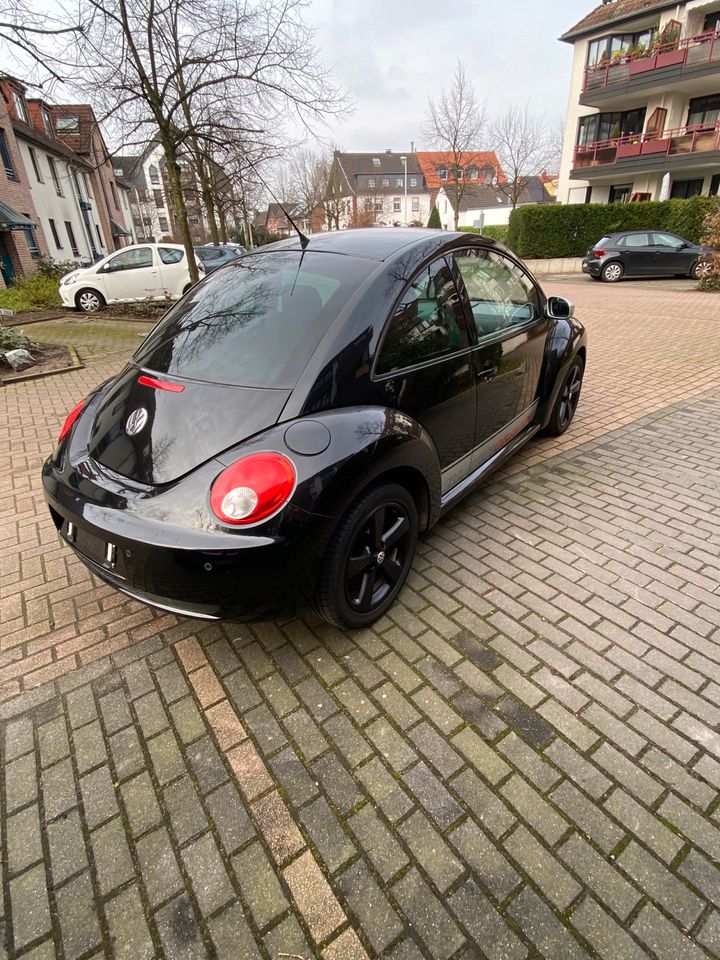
[622,234,651,248]
[455,249,540,340]
[105,247,154,272]
[159,247,185,264]
[652,233,684,249]
[197,248,222,261]
[376,257,469,375]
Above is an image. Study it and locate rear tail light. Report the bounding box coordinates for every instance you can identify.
[58,398,88,443]
[138,375,184,392]
[593,249,606,257]
[210,453,296,525]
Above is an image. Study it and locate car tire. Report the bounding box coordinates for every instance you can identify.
[590,275,601,282]
[75,288,106,313]
[317,482,418,629]
[600,261,624,283]
[690,259,711,280]
[544,356,584,437]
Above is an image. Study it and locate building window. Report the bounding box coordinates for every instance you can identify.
[27,147,43,182]
[22,224,40,258]
[364,198,373,213]
[609,184,633,203]
[409,177,417,187]
[393,197,401,212]
[586,28,656,68]
[0,129,18,180]
[375,198,383,211]
[670,178,704,199]
[372,158,381,167]
[42,109,53,137]
[368,177,375,187]
[56,115,80,132]
[13,91,28,123]
[395,178,403,187]
[48,218,62,248]
[704,12,720,33]
[149,164,160,185]
[687,94,720,127]
[412,196,420,212]
[382,178,389,187]
[577,107,646,145]
[158,215,169,232]
[154,189,164,208]
[64,221,80,256]
[48,156,64,196]
[467,167,478,180]
[438,167,448,180]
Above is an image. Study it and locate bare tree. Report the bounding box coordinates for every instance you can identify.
[286,147,331,231]
[425,60,487,230]
[0,0,82,86]
[73,0,346,281]
[492,104,558,209]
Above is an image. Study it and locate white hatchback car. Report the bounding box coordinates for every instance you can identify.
[59,243,204,312]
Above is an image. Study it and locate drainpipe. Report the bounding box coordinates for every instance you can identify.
[69,164,97,260]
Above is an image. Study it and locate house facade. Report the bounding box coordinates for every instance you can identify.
[113,144,179,244]
[415,150,504,208]
[326,151,433,228]
[558,0,720,205]
[436,178,555,231]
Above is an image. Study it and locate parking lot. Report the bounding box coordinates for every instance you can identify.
[2,277,720,959]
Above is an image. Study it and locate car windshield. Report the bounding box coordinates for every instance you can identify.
[133,250,376,388]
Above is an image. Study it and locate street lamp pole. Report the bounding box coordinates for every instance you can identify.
[400,155,407,226]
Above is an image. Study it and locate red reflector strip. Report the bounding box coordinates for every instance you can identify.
[138,375,185,393]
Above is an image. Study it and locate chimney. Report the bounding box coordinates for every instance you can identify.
[411,141,415,153]
[386,148,392,154]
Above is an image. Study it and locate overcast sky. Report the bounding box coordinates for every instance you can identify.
[305,0,591,151]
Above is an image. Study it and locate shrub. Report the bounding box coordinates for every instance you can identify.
[427,205,441,229]
[507,195,714,259]
[0,271,63,312]
[699,197,720,291]
[0,324,34,351]
[459,224,511,245]
[35,257,88,281]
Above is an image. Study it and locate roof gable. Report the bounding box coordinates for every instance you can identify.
[561,0,678,42]
[416,151,504,188]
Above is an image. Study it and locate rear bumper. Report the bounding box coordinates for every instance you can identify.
[581,259,601,276]
[43,465,300,621]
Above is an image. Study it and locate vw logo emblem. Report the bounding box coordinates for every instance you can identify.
[376,550,386,566]
[125,407,148,436]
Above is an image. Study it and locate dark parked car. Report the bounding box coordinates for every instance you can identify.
[43,229,586,628]
[194,244,245,273]
[582,230,712,282]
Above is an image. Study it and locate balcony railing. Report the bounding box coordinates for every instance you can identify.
[583,29,720,92]
[573,122,720,169]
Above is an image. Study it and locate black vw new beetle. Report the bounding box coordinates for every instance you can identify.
[43,229,586,629]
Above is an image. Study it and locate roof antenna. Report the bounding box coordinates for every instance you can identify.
[244,156,310,249]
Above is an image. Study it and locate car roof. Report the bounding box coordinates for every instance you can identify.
[257,228,467,262]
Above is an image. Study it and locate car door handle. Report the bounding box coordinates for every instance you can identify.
[476,364,497,381]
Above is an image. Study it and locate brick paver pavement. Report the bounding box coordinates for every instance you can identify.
[2,281,720,959]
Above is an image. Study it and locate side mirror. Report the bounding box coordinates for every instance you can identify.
[546,296,574,320]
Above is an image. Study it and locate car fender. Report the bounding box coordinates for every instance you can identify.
[537,317,587,429]
[216,405,442,530]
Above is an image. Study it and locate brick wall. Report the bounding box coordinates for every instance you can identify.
[0,89,48,287]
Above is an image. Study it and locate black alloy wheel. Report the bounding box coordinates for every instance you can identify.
[545,357,584,437]
[318,483,418,628]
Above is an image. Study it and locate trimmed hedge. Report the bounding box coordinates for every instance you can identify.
[507,195,713,259]
[458,224,510,245]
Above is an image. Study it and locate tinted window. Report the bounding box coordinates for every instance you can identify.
[159,247,184,264]
[106,247,153,271]
[617,233,650,248]
[376,257,468,374]
[133,251,376,388]
[196,247,222,261]
[652,232,684,249]
[455,250,539,339]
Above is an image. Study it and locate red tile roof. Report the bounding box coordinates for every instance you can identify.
[415,151,504,189]
[561,0,678,41]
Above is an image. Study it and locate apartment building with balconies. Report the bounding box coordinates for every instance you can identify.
[558,0,720,205]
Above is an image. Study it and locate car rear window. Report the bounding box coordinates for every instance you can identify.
[133,250,377,388]
[158,247,185,264]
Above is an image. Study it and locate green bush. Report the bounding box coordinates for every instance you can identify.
[0,270,63,313]
[507,195,714,259]
[35,256,87,281]
[459,224,510,245]
[0,324,34,351]
[427,205,441,229]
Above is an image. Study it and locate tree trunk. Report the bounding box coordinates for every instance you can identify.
[217,203,228,243]
[163,137,199,283]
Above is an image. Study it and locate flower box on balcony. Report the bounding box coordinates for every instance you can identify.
[629,56,657,75]
[617,142,642,158]
[641,139,670,155]
[656,48,685,68]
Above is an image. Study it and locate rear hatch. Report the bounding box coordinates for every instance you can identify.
[88,248,377,485]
